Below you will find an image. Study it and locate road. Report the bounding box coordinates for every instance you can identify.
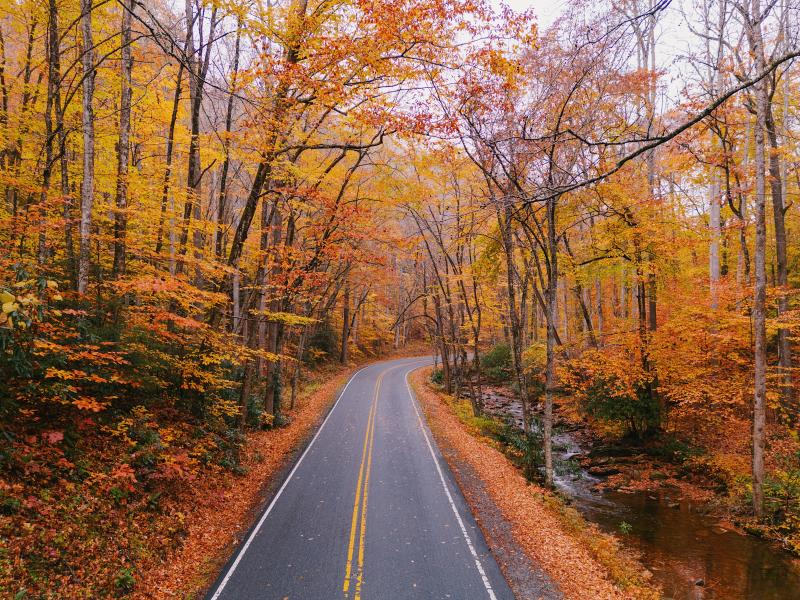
[207,356,515,600]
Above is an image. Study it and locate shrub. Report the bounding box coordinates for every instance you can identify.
[305,322,337,364]
[480,343,512,382]
[114,567,135,595]
[492,419,544,482]
[647,435,702,464]
[763,469,800,553]
[584,374,659,439]
[448,396,503,437]
[563,350,660,439]
[0,494,21,515]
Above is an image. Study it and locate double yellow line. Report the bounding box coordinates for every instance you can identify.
[342,367,393,599]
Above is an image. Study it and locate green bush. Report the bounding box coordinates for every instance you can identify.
[492,419,544,482]
[480,343,512,382]
[114,567,135,595]
[450,397,503,437]
[305,323,337,364]
[647,435,702,464]
[764,469,800,553]
[430,368,444,385]
[246,392,265,428]
[575,371,660,439]
[0,494,21,515]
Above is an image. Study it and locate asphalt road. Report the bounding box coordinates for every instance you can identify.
[207,356,515,600]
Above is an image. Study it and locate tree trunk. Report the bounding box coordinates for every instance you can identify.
[709,165,721,308]
[268,322,286,422]
[432,291,452,394]
[155,64,183,255]
[215,18,241,259]
[574,284,598,348]
[39,0,60,265]
[543,196,557,488]
[746,0,768,518]
[498,203,530,434]
[290,327,309,409]
[77,0,95,294]
[563,235,597,348]
[736,118,751,309]
[765,104,792,405]
[648,272,657,331]
[112,0,133,278]
[340,283,350,364]
[178,3,217,278]
[56,71,73,285]
[595,276,603,343]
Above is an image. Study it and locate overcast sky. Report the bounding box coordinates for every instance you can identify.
[497,0,702,106]
[499,0,568,28]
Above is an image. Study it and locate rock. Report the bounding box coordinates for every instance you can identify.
[667,501,680,509]
[587,466,622,477]
[611,454,648,465]
[589,445,637,458]
[695,579,705,587]
[650,471,669,481]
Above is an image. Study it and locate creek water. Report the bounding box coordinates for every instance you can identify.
[480,390,800,600]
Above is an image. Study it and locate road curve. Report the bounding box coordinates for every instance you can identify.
[207,356,515,600]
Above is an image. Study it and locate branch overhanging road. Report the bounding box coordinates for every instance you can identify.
[207,356,515,600]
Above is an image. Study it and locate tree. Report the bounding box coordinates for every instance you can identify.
[738,0,770,518]
[112,0,134,278]
[77,0,95,294]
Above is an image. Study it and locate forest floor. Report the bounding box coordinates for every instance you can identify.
[409,367,660,600]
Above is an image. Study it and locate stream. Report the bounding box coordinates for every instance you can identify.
[480,389,800,600]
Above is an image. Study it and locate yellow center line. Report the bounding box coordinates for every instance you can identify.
[342,366,397,598]
[354,381,378,598]
[343,397,376,596]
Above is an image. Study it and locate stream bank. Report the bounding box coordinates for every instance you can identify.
[479,387,800,600]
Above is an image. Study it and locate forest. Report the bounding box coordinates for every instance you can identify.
[1,0,799,597]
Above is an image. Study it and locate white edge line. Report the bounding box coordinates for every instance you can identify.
[404,367,499,600]
[209,364,370,600]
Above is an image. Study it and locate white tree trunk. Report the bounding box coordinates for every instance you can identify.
[77,0,95,293]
